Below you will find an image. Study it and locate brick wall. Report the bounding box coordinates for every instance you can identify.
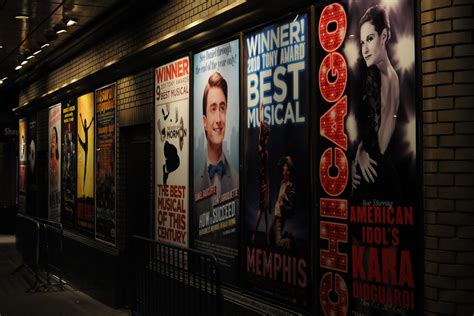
[421,0,474,315]
[19,0,234,106]
[115,68,154,250]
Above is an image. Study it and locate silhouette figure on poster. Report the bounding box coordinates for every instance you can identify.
[78,113,94,191]
[163,141,180,185]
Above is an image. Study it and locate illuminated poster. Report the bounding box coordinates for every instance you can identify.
[95,84,116,245]
[77,93,95,235]
[48,104,61,223]
[155,57,189,247]
[244,15,310,305]
[62,99,77,229]
[193,40,240,284]
[27,116,37,216]
[18,118,27,214]
[316,1,419,315]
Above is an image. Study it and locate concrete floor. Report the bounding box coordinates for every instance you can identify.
[0,235,130,316]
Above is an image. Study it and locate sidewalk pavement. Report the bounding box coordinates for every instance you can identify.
[0,235,130,316]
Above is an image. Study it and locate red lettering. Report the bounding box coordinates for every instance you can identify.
[320,221,348,272]
[181,58,189,76]
[320,272,348,315]
[157,67,164,83]
[318,3,347,53]
[156,59,189,83]
[319,3,349,314]
[320,198,347,219]
[382,248,397,285]
[352,245,365,281]
[399,250,415,288]
[319,53,347,103]
[320,95,348,149]
[320,147,349,196]
[367,247,382,283]
[353,246,415,288]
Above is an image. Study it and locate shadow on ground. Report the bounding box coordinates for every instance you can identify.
[0,235,130,316]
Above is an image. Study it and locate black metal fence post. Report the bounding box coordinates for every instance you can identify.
[132,235,222,316]
[15,214,66,292]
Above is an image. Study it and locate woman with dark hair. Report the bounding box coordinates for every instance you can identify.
[352,5,401,203]
[50,126,60,187]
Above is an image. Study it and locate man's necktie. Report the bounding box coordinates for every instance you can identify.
[208,160,225,178]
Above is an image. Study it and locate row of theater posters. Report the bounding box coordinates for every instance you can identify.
[154,1,419,312]
[154,23,311,301]
[62,86,117,244]
[19,85,117,246]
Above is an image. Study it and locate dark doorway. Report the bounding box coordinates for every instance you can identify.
[122,124,151,239]
[120,124,152,308]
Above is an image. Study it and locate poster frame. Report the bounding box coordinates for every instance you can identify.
[414,0,424,313]
[313,0,423,314]
[76,91,96,237]
[48,103,62,223]
[94,82,117,247]
[27,113,37,217]
[153,54,191,247]
[61,97,78,230]
[18,117,28,214]
[190,34,242,288]
[240,6,313,311]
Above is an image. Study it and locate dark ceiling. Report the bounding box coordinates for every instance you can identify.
[0,0,120,85]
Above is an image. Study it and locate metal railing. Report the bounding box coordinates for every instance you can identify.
[132,235,222,316]
[15,213,41,290]
[35,217,66,288]
[14,213,66,291]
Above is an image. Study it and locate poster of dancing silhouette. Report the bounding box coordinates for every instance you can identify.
[18,118,27,214]
[244,14,311,306]
[48,104,61,223]
[316,1,419,315]
[95,84,116,245]
[27,115,37,217]
[193,40,240,285]
[77,92,95,235]
[155,57,189,247]
[62,99,77,229]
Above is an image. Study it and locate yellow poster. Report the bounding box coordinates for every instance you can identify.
[77,93,94,197]
[76,92,95,233]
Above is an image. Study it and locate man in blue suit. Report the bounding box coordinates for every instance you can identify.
[194,72,238,202]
